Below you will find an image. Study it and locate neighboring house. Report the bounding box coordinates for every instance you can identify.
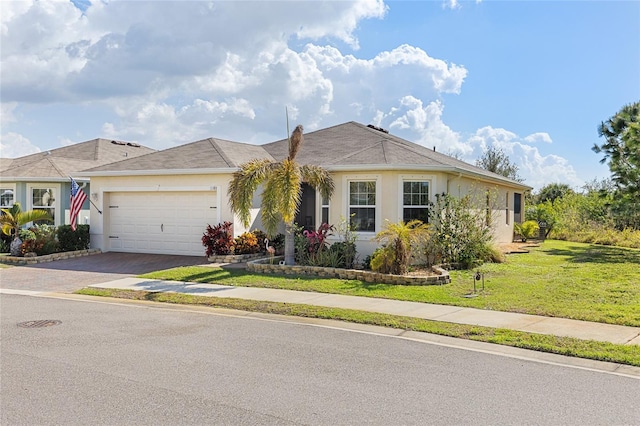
[83,122,531,257]
[0,139,155,228]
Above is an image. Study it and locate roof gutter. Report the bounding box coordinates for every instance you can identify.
[325,164,532,190]
[0,177,89,183]
[80,167,239,177]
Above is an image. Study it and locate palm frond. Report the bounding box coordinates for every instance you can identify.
[228,159,274,227]
[266,159,302,225]
[300,164,335,200]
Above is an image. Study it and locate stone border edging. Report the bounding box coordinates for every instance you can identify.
[0,249,102,265]
[247,257,450,285]
[208,253,270,264]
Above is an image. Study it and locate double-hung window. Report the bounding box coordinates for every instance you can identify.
[31,187,56,225]
[349,181,376,232]
[402,181,430,223]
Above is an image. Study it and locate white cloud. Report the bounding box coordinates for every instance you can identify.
[465,126,582,190]
[524,132,553,144]
[0,132,41,158]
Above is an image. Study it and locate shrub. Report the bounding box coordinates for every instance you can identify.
[234,231,260,254]
[329,241,357,269]
[270,233,285,255]
[372,220,430,275]
[514,220,540,242]
[58,224,90,252]
[202,222,234,256]
[251,229,268,251]
[370,245,396,274]
[427,193,494,269]
[20,224,58,256]
[295,223,334,265]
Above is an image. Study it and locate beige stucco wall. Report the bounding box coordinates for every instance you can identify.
[321,169,523,258]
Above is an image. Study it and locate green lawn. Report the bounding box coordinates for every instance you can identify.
[141,240,640,327]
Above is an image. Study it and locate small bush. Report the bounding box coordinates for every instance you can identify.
[329,241,357,269]
[202,222,234,256]
[370,245,396,274]
[514,220,540,242]
[234,231,261,254]
[251,229,268,251]
[21,224,58,255]
[271,233,285,255]
[58,224,90,252]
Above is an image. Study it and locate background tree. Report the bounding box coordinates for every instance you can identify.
[228,125,335,265]
[536,183,574,204]
[593,101,640,198]
[475,146,523,182]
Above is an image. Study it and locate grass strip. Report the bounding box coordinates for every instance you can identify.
[76,287,640,367]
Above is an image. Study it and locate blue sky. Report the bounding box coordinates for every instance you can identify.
[1,0,638,191]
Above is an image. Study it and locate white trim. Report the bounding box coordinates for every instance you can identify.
[81,168,236,177]
[26,183,61,226]
[397,174,436,222]
[327,164,531,190]
[343,174,381,239]
[101,185,218,193]
[0,177,88,183]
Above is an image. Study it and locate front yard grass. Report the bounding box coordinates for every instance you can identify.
[141,240,640,327]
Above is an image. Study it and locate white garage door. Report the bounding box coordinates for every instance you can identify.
[108,191,217,256]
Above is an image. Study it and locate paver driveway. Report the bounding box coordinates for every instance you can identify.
[0,252,210,293]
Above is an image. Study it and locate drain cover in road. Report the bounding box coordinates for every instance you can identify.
[17,320,62,328]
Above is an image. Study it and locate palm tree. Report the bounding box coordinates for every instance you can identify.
[228,125,334,265]
[1,202,52,256]
[373,219,431,275]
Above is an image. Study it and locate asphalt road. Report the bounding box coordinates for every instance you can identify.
[2,294,639,425]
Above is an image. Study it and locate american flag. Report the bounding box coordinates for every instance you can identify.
[70,177,87,231]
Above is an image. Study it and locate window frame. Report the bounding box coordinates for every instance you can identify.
[344,175,381,236]
[397,175,435,224]
[27,183,60,226]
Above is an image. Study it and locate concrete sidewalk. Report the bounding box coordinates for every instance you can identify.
[86,277,640,346]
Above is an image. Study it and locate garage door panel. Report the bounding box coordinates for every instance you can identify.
[108,191,216,256]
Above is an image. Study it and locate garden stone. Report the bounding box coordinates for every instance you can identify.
[10,237,22,256]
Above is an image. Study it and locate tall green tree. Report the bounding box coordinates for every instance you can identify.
[593,101,640,198]
[475,146,523,182]
[228,125,335,265]
[536,183,574,204]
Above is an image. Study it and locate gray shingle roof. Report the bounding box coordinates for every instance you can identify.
[263,121,529,187]
[0,138,155,178]
[83,137,273,172]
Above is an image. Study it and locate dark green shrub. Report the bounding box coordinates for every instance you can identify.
[57,224,90,252]
[329,241,357,269]
[271,233,285,255]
